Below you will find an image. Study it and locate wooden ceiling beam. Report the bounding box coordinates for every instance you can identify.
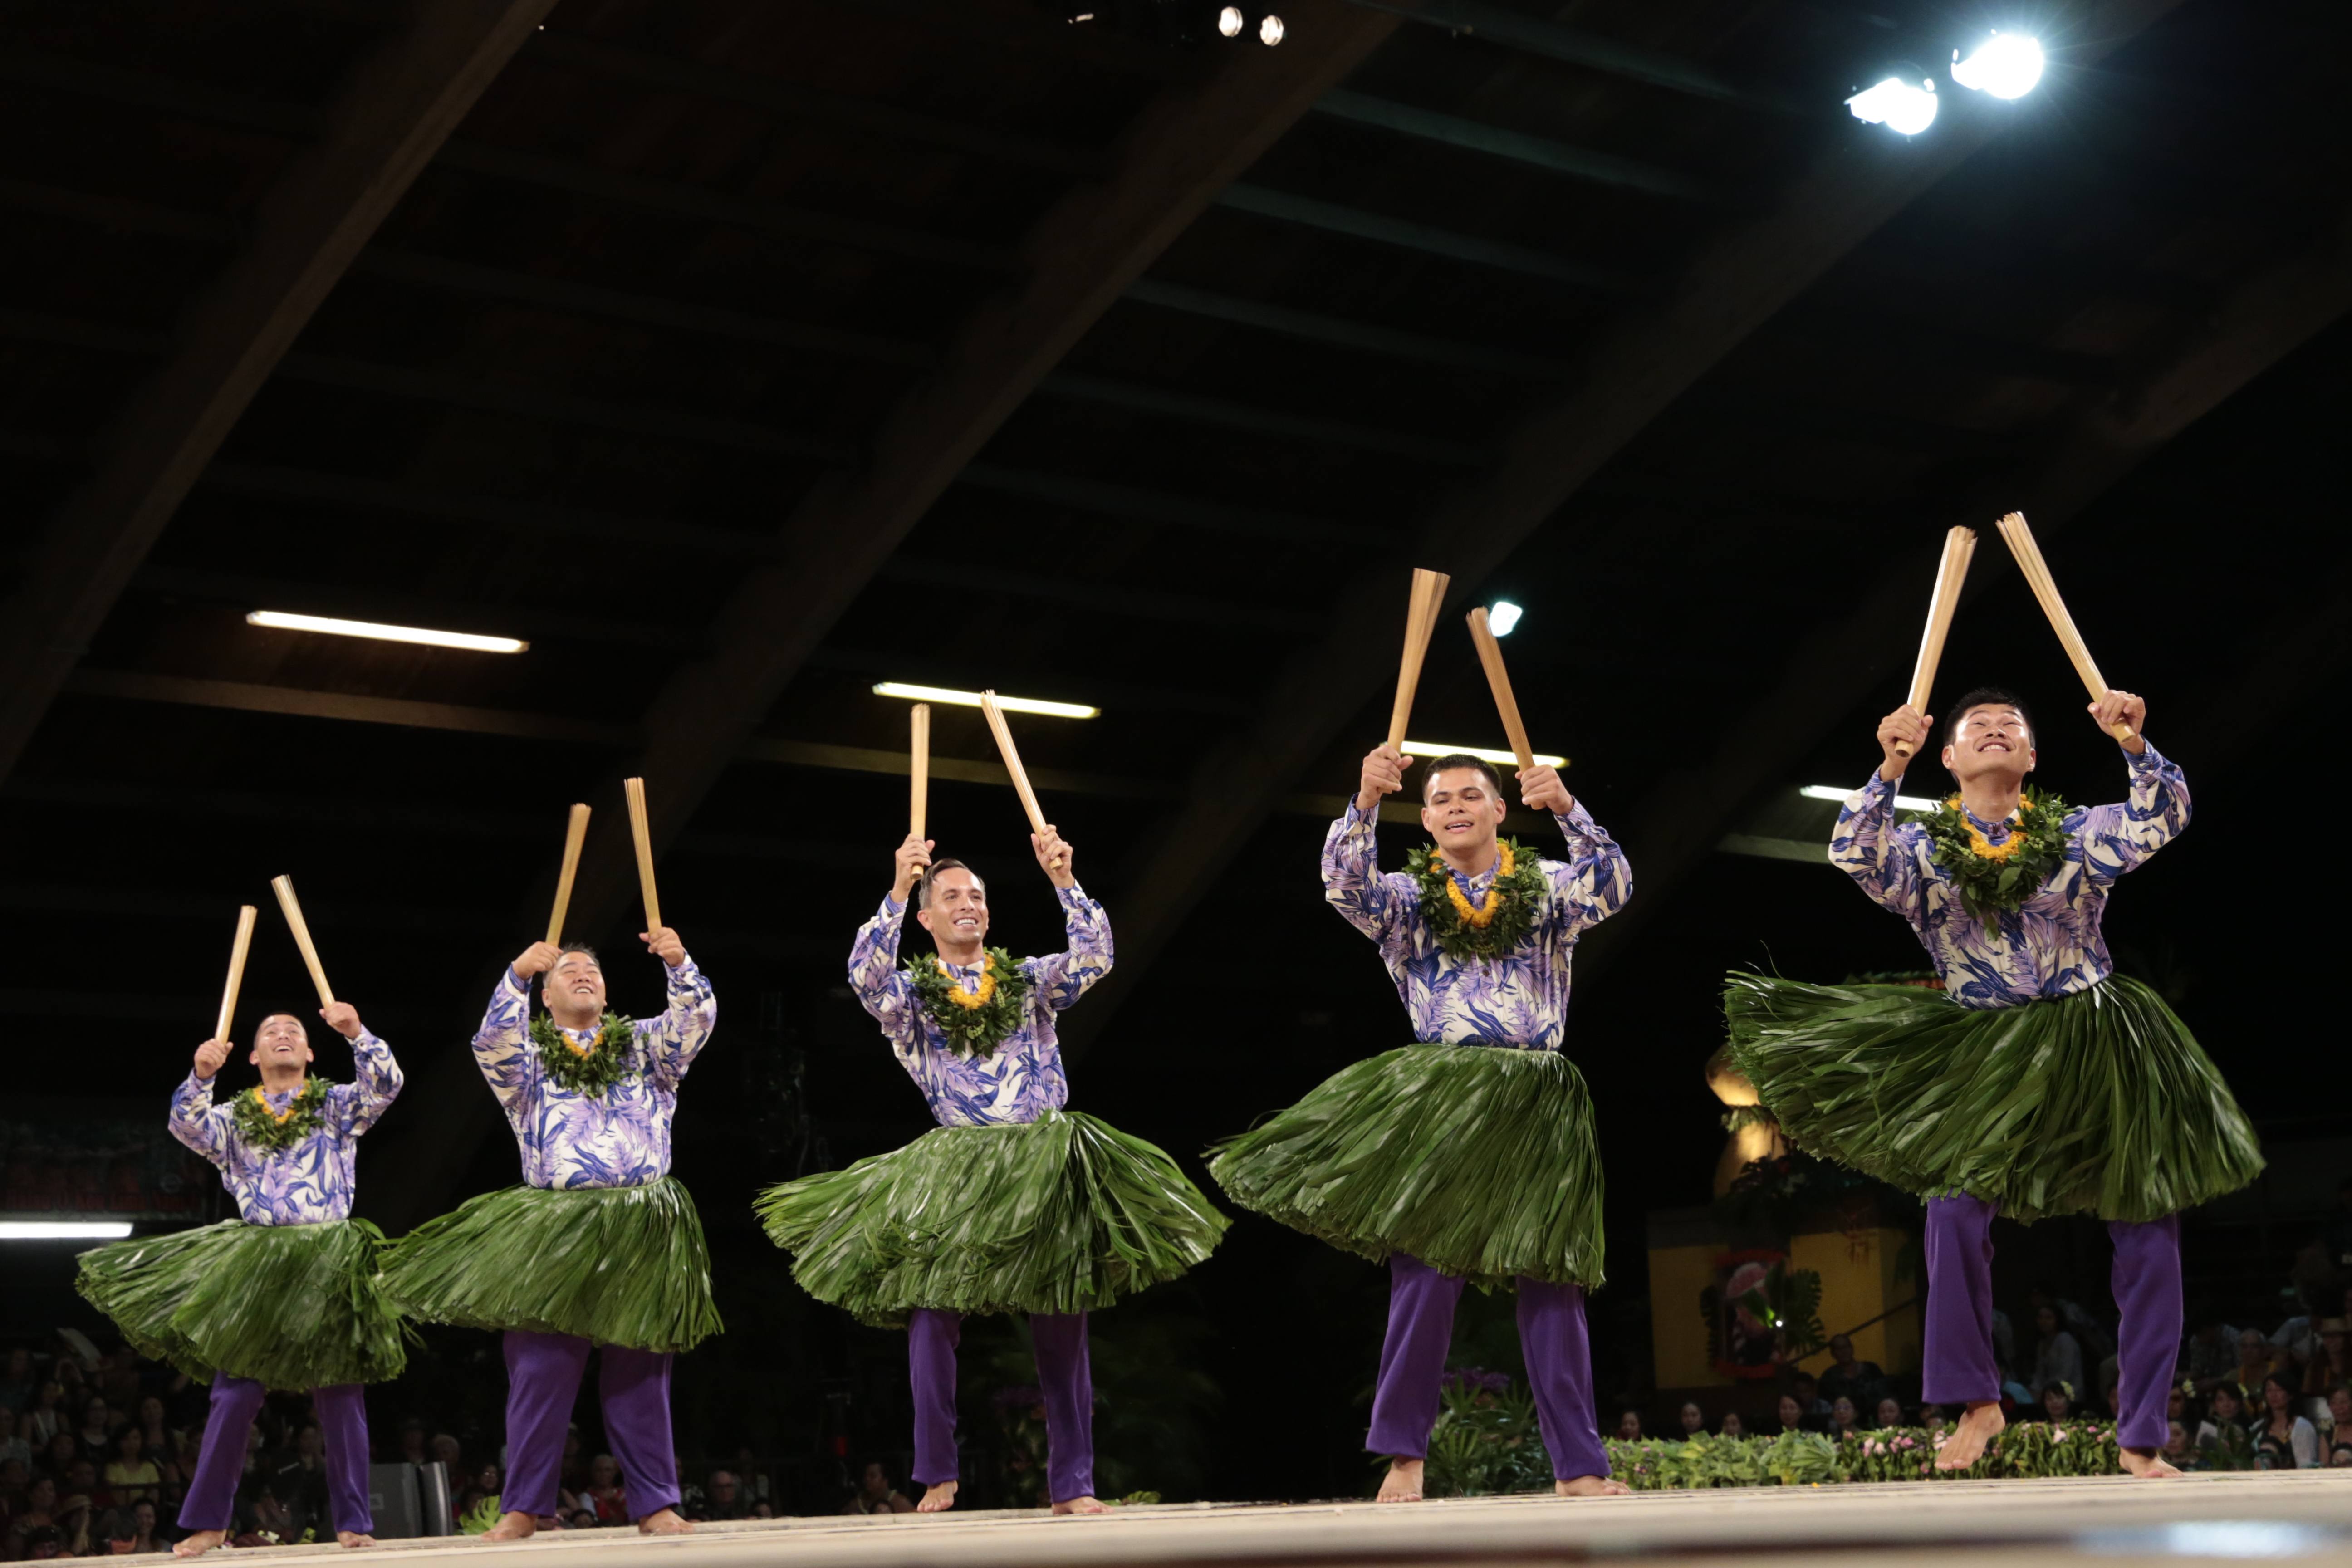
[1344,0,1789,111]
[1061,0,2193,1054]
[1214,183,1642,291]
[1312,90,1714,202]
[0,0,559,785]
[1124,279,1576,379]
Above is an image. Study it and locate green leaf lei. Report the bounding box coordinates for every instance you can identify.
[230,1076,331,1154]
[1405,838,1548,960]
[906,947,1030,1056]
[529,1011,637,1097]
[1916,785,2072,931]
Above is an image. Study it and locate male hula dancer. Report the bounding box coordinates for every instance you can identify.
[381,929,718,1538]
[78,1007,404,1555]
[758,827,1225,1515]
[1726,689,2261,1477]
[1210,747,1631,1502]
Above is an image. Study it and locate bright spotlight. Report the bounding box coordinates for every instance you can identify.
[1486,600,1524,637]
[1846,76,1937,136]
[1259,13,1283,44]
[1951,33,2043,98]
[1217,5,1243,36]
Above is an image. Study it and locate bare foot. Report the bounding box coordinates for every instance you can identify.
[916,1480,957,1514]
[1554,1475,1632,1497]
[2119,1447,2183,1479]
[482,1512,538,1542]
[1376,1458,1424,1503]
[1934,1401,2006,1471]
[1051,1496,1112,1515]
[637,1509,692,1535]
[173,1530,226,1558]
[337,1532,377,1548]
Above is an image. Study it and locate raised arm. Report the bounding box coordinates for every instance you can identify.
[848,895,919,1049]
[1325,744,1409,940]
[316,1002,402,1134]
[1829,773,1927,920]
[1544,801,1632,934]
[2079,738,2189,888]
[1027,884,1114,1012]
[471,953,542,1114]
[636,927,716,1090]
[167,1039,232,1165]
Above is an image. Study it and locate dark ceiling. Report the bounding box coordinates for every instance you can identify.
[5,0,2350,1236]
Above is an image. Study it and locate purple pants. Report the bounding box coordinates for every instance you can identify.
[910,1308,1094,1505]
[500,1330,678,1520]
[1366,1254,1608,1481]
[1921,1196,2180,1450]
[179,1377,370,1535]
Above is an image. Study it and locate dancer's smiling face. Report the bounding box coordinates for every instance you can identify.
[1941,703,2035,790]
[548,948,607,1014]
[1421,765,1506,858]
[247,1013,314,1073]
[916,866,990,949]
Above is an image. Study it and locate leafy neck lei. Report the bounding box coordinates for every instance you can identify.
[906,947,1030,1056]
[528,1012,637,1097]
[1918,785,2072,930]
[1405,838,1546,960]
[231,1076,330,1154]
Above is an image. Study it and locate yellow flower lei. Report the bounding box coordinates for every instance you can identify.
[933,952,999,1006]
[1946,794,2034,861]
[1442,841,1517,927]
[249,1085,300,1123]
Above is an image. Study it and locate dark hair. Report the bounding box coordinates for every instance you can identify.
[1419,753,1505,803]
[554,943,599,967]
[916,859,985,911]
[251,1011,308,1038]
[1943,687,2034,751]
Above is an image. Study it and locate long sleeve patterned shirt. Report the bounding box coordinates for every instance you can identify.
[167,1032,402,1225]
[848,885,1112,1127]
[1322,801,1632,1049]
[1830,744,2189,1009]
[471,959,717,1190]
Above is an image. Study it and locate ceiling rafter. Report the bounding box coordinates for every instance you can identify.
[1059,0,2194,1053]
[1311,89,1715,202]
[0,0,561,785]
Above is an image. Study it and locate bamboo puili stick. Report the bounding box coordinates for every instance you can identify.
[978,692,1050,839]
[1384,568,1451,751]
[1465,606,1538,774]
[1893,526,1978,757]
[623,777,663,931]
[1995,512,2136,741]
[215,905,257,1043]
[545,804,590,945]
[270,875,335,1007]
[909,703,931,842]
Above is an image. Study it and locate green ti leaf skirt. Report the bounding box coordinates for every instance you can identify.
[379,1175,720,1352]
[1723,971,2264,1223]
[75,1217,406,1392]
[1206,1042,1606,1291]
[755,1109,1228,1329]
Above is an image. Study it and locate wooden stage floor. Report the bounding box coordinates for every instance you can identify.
[127,1473,2352,1567]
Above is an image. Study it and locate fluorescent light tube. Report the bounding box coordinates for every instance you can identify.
[1802,784,1939,813]
[247,610,527,654]
[1406,741,1567,769]
[0,1221,134,1240]
[872,682,1098,720]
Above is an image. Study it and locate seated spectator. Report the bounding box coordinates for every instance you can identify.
[1818,1335,1886,1412]
[2255,1374,2318,1469]
[132,1400,167,1460]
[74,1401,113,1456]
[454,1462,501,1528]
[0,1406,26,1472]
[2233,1327,2280,1392]
[6,1476,59,1556]
[2185,1321,2240,1396]
[1874,1396,1906,1430]
[23,1385,65,1447]
[694,1470,748,1523]
[1919,1405,1947,1433]
[2167,1385,2190,1426]
[2027,1307,2085,1403]
[103,1428,159,1509]
[840,1460,914,1516]
[1828,1396,1861,1437]
[392,1420,427,1469]
[2163,1419,2198,1470]
[2327,1384,2352,1466]
[127,1499,162,1554]
[2303,1321,2350,1396]
[429,1434,462,1475]
[54,1492,94,1557]
[62,1462,99,1512]
[1614,1410,1642,1441]
[2197,1384,2256,1469]
[98,1504,141,1554]
[18,1524,65,1560]
[1718,1412,1744,1440]
[2038,1384,2078,1424]
[1774,1395,1811,1436]
[247,1483,294,1544]
[583,1455,627,1525]
[2100,1381,2125,1423]
[1790,1372,1830,1417]
[1676,1402,1705,1437]
[2030,1282,2114,1365]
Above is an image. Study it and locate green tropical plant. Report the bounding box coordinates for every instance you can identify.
[459,1494,503,1535]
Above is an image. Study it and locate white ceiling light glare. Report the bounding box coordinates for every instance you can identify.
[1801,783,1940,813]
[1406,740,1568,769]
[1259,13,1284,44]
[0,1221,134,1240]
[872,681,1100,720]
[1485,600,1524,637]
[1951,32,2045,99]
[1845,75,1938,136]
[1217,5,1243,36]
[246,610,527,654]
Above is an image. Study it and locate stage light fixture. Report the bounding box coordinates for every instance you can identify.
[0,1221,133,1240]
[1406,740,1567,769]
[1217,5,1243,36]
[1485,600,1524,637]
[872,682,1099,720]
[246,610,528,654]
[1802,784,1939,813]
[1951,32,2043,98]
[1845,75,1937,136]
[1259,13,1283,44]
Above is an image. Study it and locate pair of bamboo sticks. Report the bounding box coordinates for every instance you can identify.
[1894,510,2137,756]
[211,876,336,1044]
[543,777,665,945]
[1385,567,1544,777]
[902,694,1058,873]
